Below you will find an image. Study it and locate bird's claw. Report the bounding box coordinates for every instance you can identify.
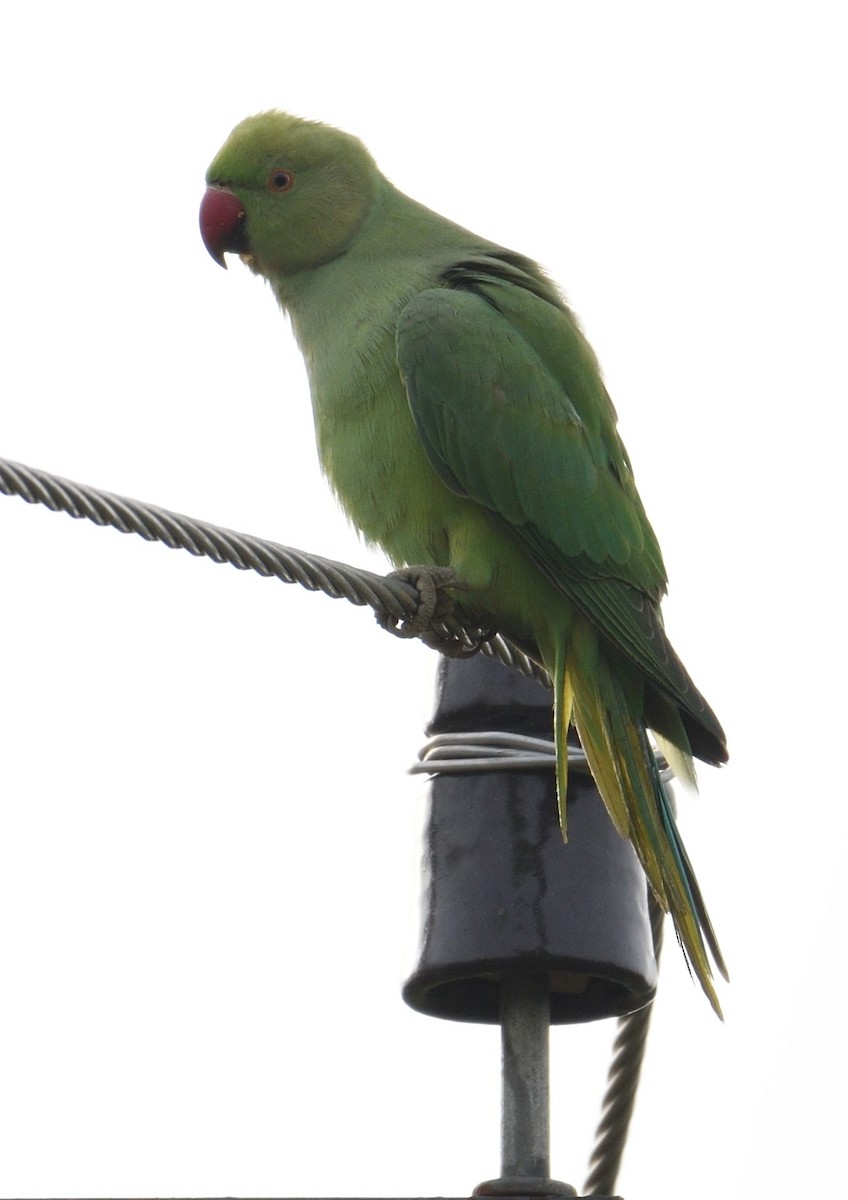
[377,565,496,658]
[385,565,459,635]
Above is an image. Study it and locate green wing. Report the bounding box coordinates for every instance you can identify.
[396,257,726,763]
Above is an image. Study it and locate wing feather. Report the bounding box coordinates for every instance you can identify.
[396,268,726,762]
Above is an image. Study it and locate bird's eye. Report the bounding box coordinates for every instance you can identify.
[267,169,295,192]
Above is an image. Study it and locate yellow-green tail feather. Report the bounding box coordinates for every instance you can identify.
[552,642,574,836]
[552,629,726,1016]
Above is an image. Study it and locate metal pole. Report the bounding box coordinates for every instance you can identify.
[473,975,578,1197]
[501,973,552,1181]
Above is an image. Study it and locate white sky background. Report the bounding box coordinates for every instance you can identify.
[1,2,844,1196]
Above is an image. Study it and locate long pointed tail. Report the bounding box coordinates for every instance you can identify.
[553,637,727,1016]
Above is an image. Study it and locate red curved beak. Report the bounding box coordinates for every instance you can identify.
[199,187,247,268]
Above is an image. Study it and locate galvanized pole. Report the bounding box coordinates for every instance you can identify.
[500,974,552,1182]
[475,974,577,1197]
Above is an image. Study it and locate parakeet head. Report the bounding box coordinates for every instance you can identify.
[200,111,379,277]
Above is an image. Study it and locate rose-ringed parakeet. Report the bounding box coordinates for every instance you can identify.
[199,112,728,1013]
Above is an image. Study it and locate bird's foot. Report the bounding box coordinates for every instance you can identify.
[378,565,496,659]
[378,565,460,637]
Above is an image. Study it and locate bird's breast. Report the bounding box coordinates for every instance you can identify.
[312,355,457,568]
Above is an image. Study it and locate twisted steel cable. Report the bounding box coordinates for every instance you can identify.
[2,454,657,1190]
[0,457,545,683]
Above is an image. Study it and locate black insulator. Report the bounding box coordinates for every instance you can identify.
[403,654,657,1024]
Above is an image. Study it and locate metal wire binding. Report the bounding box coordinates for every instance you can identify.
[0,456,546,684]
[1,453,661,1197]
[412,729,673,781]
[412,730,563,774]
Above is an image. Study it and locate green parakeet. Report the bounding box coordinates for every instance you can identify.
[200,112,728,1013]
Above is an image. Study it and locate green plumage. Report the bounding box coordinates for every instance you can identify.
[201,111,728,1013]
